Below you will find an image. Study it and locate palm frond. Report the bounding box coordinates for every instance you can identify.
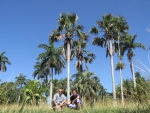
[90,27,99,34]
[134,43,146,50]
[115,62,125,70]
[92,37,105,47]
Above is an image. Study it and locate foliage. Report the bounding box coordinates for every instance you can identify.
[0,82,19,104]
[72,71,102,105]
[73,39,96,72]
[23,80,48,105]
[33,61,50,82]
[0,52,11,72]
[15,73,27,88]
[115,62,125,70]
[116,72,150,103]
[0,85,7,104]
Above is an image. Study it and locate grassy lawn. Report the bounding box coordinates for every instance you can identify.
[0,102,150,113]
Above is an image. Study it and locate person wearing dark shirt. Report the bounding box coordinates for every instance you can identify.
[67,89,82,110]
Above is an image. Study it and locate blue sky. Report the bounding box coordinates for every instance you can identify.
[0,0,150,92]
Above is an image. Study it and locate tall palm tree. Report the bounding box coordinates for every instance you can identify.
[112,16,129,52]
[120,34,146,89]
[0,52,11,72]
[115,62,125,104]
[37,42,65,107]
[113,16,129,105]
[49,13,88,101]
[90,14,117,102]
[73,39,95,72]
[15,73,27,104]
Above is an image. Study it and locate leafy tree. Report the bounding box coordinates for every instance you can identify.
[0,52,11,72]
[122,79,134,100]
[72,71,101,105]
[135,72,148,102]
[49,12,88,101]
[23,80,47,105]
[52,78,71,96]
[0,82,19,104]
[120,34,146,88]
[0,83,7,104]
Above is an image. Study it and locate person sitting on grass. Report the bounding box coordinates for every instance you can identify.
[67,89,82,110]
[52,88,66,111]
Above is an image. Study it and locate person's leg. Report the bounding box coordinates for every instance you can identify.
[52,102,62,111]
[55,105,61,111]
[76,99,81,110]
[60,103,66,111]
[67,104,77,109]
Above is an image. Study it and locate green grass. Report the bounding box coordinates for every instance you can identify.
[0,102,150,113]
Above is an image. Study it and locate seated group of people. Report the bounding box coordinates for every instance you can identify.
[52,88,82,111]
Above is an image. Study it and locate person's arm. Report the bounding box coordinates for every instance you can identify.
[60,94,66,106]
[54,101,58,106]
[72,95,80,104]
[53,94,58,106]
[60,100,66,105]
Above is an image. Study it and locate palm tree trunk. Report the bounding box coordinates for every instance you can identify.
[49,68,53,108]
[18,95,20,105]
[94,97,95,106]
[103,96,104,105]
[130,59,136,89]
[46,74,48,86]
[18,84,22,105]
[109,40,116,103]
[119,68,124,105]
[67,43,70,102]
[79,60,83,72]
[82,95,84,104]
[118,36,124,105]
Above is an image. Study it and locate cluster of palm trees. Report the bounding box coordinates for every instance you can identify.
[90,14,145,104]
[32,13,146,106]
[0,13,147,107]
[33,13,97,106]
[33,43,65,107]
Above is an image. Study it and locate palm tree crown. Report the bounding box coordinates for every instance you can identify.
[121,34,146,60]
[0,52,11,72]
[33,61,50,81]
[38,43,65,74]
